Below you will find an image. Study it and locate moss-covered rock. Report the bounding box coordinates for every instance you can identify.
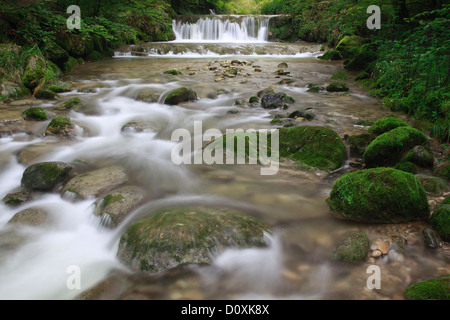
[34,89,56,99]
[430,203,450,242]
[22,54,54,91]
[347,133,376,158]
[164,87,197,105]
[288,110,315,121]
[394,161,418,174]
[279,126,347,171]
[327,168,430,223]
[363,126,429,168]
[306,83,324,93]
[433,161,450,180]
[2,190,32,206]
[44,116,75,137]
[0,82,30,99]
[249,96,259,104]
[368,116,408,135]
[94,186,145,228]
[318,49,343,60]
[401,145,434,168]
[21,161,72,192]
[58,97,81,110]
[164,70,182,75]
[326,82,349,92]
[22,107,48,121]
[261,92,295,109]
[405,275,450,300]
[335,35,365,59]
[331,231,370,263]
[416,174,448,195]
[117,207,269,273]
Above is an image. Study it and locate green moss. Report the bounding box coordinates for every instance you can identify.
[401,146,434,168]
[405,275,450,300]
[331,72,349,80]
[416,174,448,195]
[87,50,103,61]
[327,168,430,223]
[45,116,73,136]
[335,36,365,59]
[22,107,48,121]
[277,79,295,85]
[430,204,450,242]
[394,161,418,174]
[279,126,347,171]
[59,98,81,109]
[118,207,269,272]
[344,48,377,71]
[4,198,23,205]
[270,118,283,125]
[331,231,370,263]
[21,161,72,192]
[326,82,349,92]
[164,87,197,105]
[249,96,259,103]
[368,116,408,135]
[34,89,56,99]
[318,49,343,60]
[363,126,429,168]
[433,161,450,179]
[355,119,374,126]
[355,71,370,81]
[306,83,324,93]
[101,194,125,208]
[47,85,70,93]
[164,70,183,75]
[63,57,79,72]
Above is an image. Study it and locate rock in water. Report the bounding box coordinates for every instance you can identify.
[117,207,269,273]
[164,87,197,105]
[405,275,450,300]
[21,162,73,192]
[331,231,370,263]
[422,228,441,249]
[327,168,430,223]
[261,92,295,109]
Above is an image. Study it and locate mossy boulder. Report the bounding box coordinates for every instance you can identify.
[395,161,418,174]
[22,107,48,121]
[363,126,429,168]
[94,186,145,228]
[368,116,408,135]
[58,97,81,110]
[433,161,450,180]
[318,49,343,60]
[34,89,56,100]
[117,207,269,273]
[261,92,295,109]
[327,168,430,223]
[326,82,349,92]
[21,161,73,192]
[306,83,324,93]
[0,82,30,99]
[22,54,55,91]
[249,96,259,104]
[62,165,128,200]
[2,190,32,206]
[44,116,74,137]
[164,87,197,105]
[335,36,365,59]
[416,174,448,195]
[288,110,315,121]
[331,231,370,263]
[405,275,450,300]
[401,145,434,168]
[430,203,450,242]
[347,133,376,158]
[279,126,347,171]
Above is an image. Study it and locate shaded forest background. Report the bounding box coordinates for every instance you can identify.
[0,0,448,141]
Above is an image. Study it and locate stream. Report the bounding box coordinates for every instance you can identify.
[0,14,448,300]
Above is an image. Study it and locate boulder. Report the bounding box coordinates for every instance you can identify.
[94,186,145,228]
[327,168,430,223]
[363,126,429,168]
[62,165,128,200]
[7,207,48,226]
[117,207,269,273]
[325,82,349,92]
[433,161,450,180]
[2,190,32,206]
[22,107,48,121]
[331,231,370,263]
[279,126,347,171]
[368,116,408,135]
[261,92,295,109]
[430,201,450,242]
[405,275,450,300]
[415,174,448,195]
[21,161,73,192]
[347,133,376,158]
[44,116,76,137]
[401,145,434,168]
[164,87,197,105]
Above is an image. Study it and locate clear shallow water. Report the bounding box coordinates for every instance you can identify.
[0,33,448,300]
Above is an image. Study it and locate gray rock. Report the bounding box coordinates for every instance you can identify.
[261,92,295,109]
[2,190,32,206]
[62,165,128,200]
[8,207,48,226]
[422,228,441,249]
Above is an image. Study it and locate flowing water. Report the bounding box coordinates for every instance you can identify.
[0,15,448,300]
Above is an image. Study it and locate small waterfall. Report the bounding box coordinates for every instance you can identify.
[172,15,271,42]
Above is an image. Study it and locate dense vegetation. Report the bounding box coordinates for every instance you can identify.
[261,0,449,142]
